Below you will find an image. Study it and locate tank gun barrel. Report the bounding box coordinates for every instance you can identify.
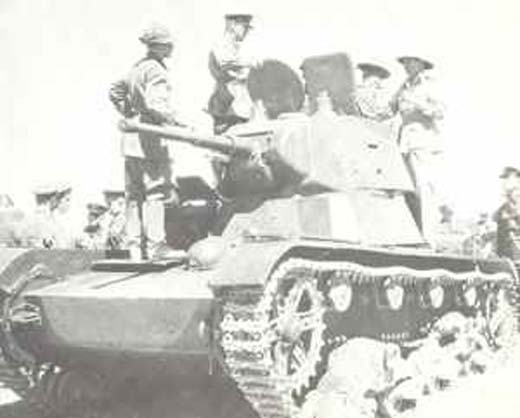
[118,119,253,156]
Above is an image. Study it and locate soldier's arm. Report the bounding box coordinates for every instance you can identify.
[404,79,444,119]
[109,79,136,117]
[211,42,251,80]
[388,83,406,115]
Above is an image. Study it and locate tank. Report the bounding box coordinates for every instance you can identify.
[0,55,517,418]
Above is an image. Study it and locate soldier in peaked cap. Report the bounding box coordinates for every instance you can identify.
[109,23,187,260]
[31,183,75,248]
[354,62,393,121]
[391,54,444,244]
[208,12,255,134]
[33,183,72,216]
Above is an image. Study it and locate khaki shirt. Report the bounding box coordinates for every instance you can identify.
[208,33,253,119]
[394,73,444,130]
[109,57,176,159]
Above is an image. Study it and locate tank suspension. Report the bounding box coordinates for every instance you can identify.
[215,257,518,418]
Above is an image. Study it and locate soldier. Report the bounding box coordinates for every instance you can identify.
[81,203,109,249]
[208,12,255,134]
[109,23,185,260]
[103,189,126,250]
[31,184,75,248]
[354,62,393,121]
[494,166,520,259]
[392,55,444,243]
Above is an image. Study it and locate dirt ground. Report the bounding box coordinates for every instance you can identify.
[0,349,518,418]
[0,372,258,418]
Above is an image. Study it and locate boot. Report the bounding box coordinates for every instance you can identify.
[148,241,187,260]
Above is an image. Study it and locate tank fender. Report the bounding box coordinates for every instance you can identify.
[209,240,295,288]
[209,239,520,288]
[0,248,104,289]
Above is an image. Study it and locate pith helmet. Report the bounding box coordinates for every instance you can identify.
[357,62,391,79]
[139,23,174,45]
[397,55,434,70]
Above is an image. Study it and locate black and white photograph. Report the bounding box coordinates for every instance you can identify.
[0,0,519,417]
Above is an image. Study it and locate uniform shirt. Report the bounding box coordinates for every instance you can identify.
[109,57,176,159]
[393,72,444,154]
[393,72,444,131]
[209,33,251,81]
[110,57,175,124]
[208,33,253,119]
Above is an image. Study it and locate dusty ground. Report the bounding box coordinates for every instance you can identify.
[0,372,257,418]
[413,348,520,418]
[0,348,518,418]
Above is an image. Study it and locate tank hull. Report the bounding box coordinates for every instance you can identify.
[24,268,214,361]
[21,240,516,361]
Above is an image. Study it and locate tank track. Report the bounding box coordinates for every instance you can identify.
[215,256,518,418]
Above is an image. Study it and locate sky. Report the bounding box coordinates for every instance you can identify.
[0,0,519,217]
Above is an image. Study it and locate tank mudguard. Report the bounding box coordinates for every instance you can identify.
[209,239,518,288]
[209,240,295,288]
[0,248,104,289]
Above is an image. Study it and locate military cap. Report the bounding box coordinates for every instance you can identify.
[225,13,253,27]
[103,189,125,199]
[499,166,520,178]
[357,62,391,79]
[33,183,71,197]
[87,203,108,217]
[139,23,174,45]
[397,56,434,70]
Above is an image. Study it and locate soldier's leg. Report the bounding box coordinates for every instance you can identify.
[142,157,180,259]
[125,157,146,260]
[414,151,441,244]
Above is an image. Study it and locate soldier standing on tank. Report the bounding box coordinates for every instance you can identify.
[208,13,255,134]
[391,56,444,243]
[494,166,520,259]
[109,23,185,260]
[354,62,394,121]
